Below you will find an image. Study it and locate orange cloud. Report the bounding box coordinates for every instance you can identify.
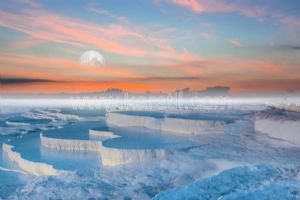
[159,56,295,80]
[2,49,298,93]
[0,53,144,81]
[0,81,159,94]
[231,78,300,92]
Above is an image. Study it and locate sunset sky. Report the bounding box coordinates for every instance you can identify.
[1,0,300,93]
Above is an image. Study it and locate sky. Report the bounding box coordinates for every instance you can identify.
[0,0,300,93]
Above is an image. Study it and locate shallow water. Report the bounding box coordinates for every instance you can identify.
[103,126,198,149]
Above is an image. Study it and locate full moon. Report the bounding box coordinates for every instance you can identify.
[79,50,105,66]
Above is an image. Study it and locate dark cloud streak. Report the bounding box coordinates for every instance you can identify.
[279,44,300,50]
[0,77,57,84]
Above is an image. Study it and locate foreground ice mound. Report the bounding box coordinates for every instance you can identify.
[106,112,229,135]
[154,164,300,200]
[2,144,61,176]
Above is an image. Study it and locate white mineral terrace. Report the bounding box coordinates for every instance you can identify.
[40,134,101,152]
[255,118,300,145]
[2,144,61,176]
[1,112,236,176]
[89,129,120,141]
[106,113,228,135]
[106,113,161,130]
[40,132,169,166]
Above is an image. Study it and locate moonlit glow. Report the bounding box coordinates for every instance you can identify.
[79,50,105,66]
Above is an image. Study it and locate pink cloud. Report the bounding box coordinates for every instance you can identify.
[8,36,44,50]
[156,0,232,14]
[168,0,203,13]
[229,39,242,47]
[17,0,41,8]
[1,9,209,66]
[157,0,300,33]
[162,0,266,21]
[0,10,179,59]
[88,5,127,22]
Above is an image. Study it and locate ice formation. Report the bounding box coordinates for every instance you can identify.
[100,146,168,166]
[23,109,83,121]
[106,112,228,135]
[2,144,60,176]
[40,133,169,166]
[106,113,161,130]
[161,117,226,135]
[40,134,101,152]
[88,129,120,141]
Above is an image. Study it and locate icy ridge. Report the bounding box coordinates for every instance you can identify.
[89,129,120,141]
[106,113,161,130]
[106,112,228,135]
[40,134,169,166]
[2,143,61,176]
[40,134,101,152]
[161,117,226,135]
